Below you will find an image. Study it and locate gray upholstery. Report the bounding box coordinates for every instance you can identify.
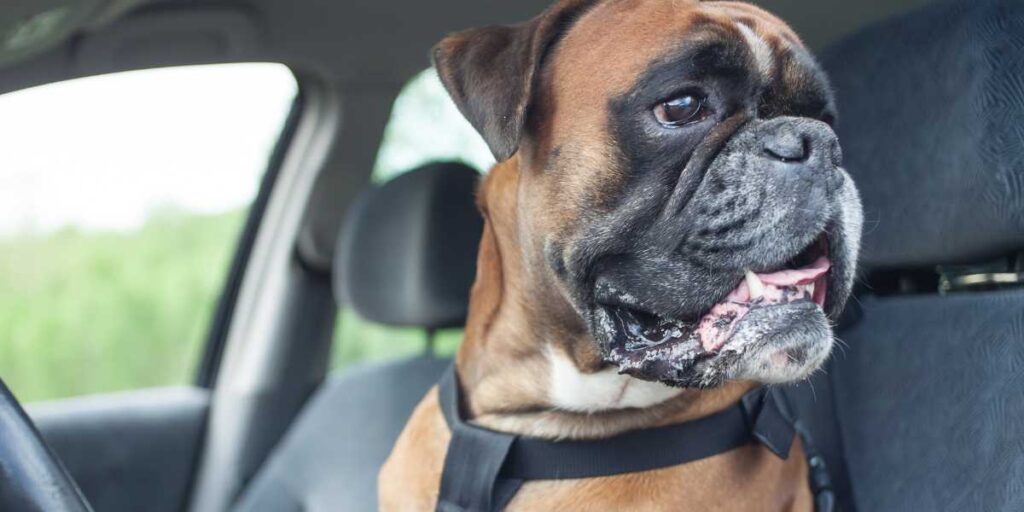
[823,0,1024,270]
[783,1,1024,511]
[238,163,482,510]
[27,387,209,512]
[835,291,1024,511]
[334,161,483,328]
[234,358,450,511]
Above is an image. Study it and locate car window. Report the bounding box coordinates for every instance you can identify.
[372,68,493,182]
[0,64,298,402]
[331,69,491,369]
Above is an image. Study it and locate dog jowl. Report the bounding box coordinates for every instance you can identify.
[435,0,863,390]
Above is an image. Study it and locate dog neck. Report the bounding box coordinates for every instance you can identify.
[455,157,754,440]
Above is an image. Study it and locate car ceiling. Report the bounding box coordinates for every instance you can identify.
[0,0,936,268]
[0,0,936,88]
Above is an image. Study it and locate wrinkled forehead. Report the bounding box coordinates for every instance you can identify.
[545,0,816,105]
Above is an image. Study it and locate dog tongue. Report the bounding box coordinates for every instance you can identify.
[756,256,831,287]
[695,256,831,352]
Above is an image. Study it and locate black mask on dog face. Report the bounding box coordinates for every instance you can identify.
[548,20,862,388]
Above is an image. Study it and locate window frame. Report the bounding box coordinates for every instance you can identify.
[192,78,305,389]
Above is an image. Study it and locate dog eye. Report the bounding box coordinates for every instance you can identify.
[654,95,707,127]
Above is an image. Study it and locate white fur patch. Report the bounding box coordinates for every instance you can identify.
[547,346,682,413]
[736,22,773,79]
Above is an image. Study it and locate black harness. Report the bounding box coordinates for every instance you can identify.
[436,364,835,512]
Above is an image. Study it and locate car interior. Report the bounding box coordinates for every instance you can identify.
[0,0,1022,511]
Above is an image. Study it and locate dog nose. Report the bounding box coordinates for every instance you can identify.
[762,125,807,162]
[759,118,841,168]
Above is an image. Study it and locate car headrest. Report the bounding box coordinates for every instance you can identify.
[334,162,483,329]
[822,0,1024,271]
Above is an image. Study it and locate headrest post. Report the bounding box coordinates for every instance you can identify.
[424,328,437,357]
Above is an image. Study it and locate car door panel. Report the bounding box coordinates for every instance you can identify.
[27,387,209,512]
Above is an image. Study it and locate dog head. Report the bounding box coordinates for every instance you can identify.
[436,0,862,389]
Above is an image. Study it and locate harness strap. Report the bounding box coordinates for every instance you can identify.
[435,414,515,512]
[794,419,836,512]
[436,364,804,512]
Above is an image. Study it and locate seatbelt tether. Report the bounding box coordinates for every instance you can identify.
[436,368,517,512]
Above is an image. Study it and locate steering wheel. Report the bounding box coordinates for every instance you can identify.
[0,378,92,511]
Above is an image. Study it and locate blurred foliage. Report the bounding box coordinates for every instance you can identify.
[0,210,244,402]
[0,206,460,403]
[331,308,462,369]
[372,69,493,181]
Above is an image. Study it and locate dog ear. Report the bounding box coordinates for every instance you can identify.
[432,0,595,161]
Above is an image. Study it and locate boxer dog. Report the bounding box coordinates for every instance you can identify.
[381,0,862,509]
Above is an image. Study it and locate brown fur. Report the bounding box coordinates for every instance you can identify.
[381,1,817,510]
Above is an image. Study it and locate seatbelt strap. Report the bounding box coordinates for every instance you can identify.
[435,364,815,512]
